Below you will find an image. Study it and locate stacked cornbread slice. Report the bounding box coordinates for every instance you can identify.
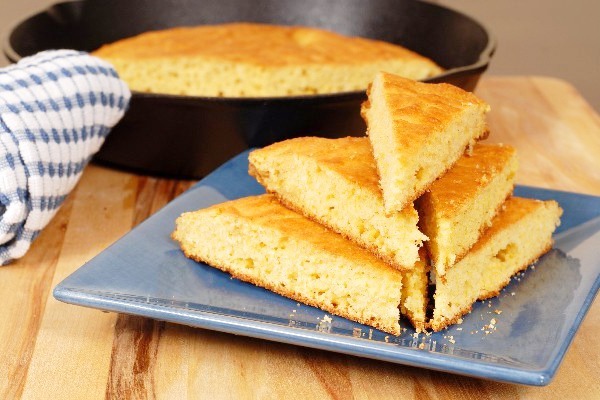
[416,143,518,278]
[248,136,427,271]
[172,194,404,335]
[173,72,562,335]
[248,136,430,331]
[362,73,561,331]
[430,197,562,331]
[361,72,490,213]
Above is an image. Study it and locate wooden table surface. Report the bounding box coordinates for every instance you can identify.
[1,76,599,399]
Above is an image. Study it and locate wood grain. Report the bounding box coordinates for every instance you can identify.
[106,177,193,399]
[0,76,598,399]
[477,76,600,194]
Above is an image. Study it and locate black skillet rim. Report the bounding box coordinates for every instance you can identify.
[1,0,496,104]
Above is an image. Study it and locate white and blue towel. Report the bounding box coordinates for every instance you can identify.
[0,50,131,265]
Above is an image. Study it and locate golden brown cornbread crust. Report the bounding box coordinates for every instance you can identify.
[181,250,398,335]
[248,137,429,330]
[417,143,518,277]
[361,72,491,213]
[419,191,511,285]
[248,136,427,271]
[429,197,562,332]
[93,23,443,97]
[94,23,440,67]
[428,305,473,332]
[260,191,407,267]
[172,194,404,335]
[428,242,554,332]
[472,198,559,254]
[181,194,402,268]
[249,136,382,197]
[436,194,510,277]
[169,65,563,335]
[421,144,516,218]
[361,74,489,157]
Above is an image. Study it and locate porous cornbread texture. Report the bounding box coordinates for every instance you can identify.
[248,136,427,271]
[361,72,490,213]
[172,194,404,335]
[400,249,430,332]
[417,144,518,278]
[430,197,562,331]
[92,23,443,97]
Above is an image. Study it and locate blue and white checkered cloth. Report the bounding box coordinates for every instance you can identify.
[0,50,131,265]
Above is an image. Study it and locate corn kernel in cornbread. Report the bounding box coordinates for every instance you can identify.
[361,72,490,213]
[92,23,443,97]
[172,194,404,335]
[417,143,518,278]
[248,136,427,270]
[430,197,562,331]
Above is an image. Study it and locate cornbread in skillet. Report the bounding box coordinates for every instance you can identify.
[172,194,404,335]
[416,143,518,278]
[92,23,443,97]
[248,136,427,271]
[430,197,562,331]
[361,72,490,213]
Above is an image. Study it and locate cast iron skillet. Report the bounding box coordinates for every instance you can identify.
[3,0,495,178]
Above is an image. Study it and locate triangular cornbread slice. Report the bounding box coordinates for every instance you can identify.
[430,197,562,331]
[172,194,404,335]
[248,136,427,270]
[417,143,518,278]
[361,72,490,213]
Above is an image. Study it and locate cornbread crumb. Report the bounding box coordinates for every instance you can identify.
[93,23,443,97]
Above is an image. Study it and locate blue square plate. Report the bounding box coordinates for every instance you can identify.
[54,151,600,386]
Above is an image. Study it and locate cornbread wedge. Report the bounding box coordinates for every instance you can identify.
[361,72,490,213]
[172,194,404,335]
[92,23,443,97]
[417,143,518,278]
[401,249,430,332]
[248,136,427,270]
[430,197,562,331]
